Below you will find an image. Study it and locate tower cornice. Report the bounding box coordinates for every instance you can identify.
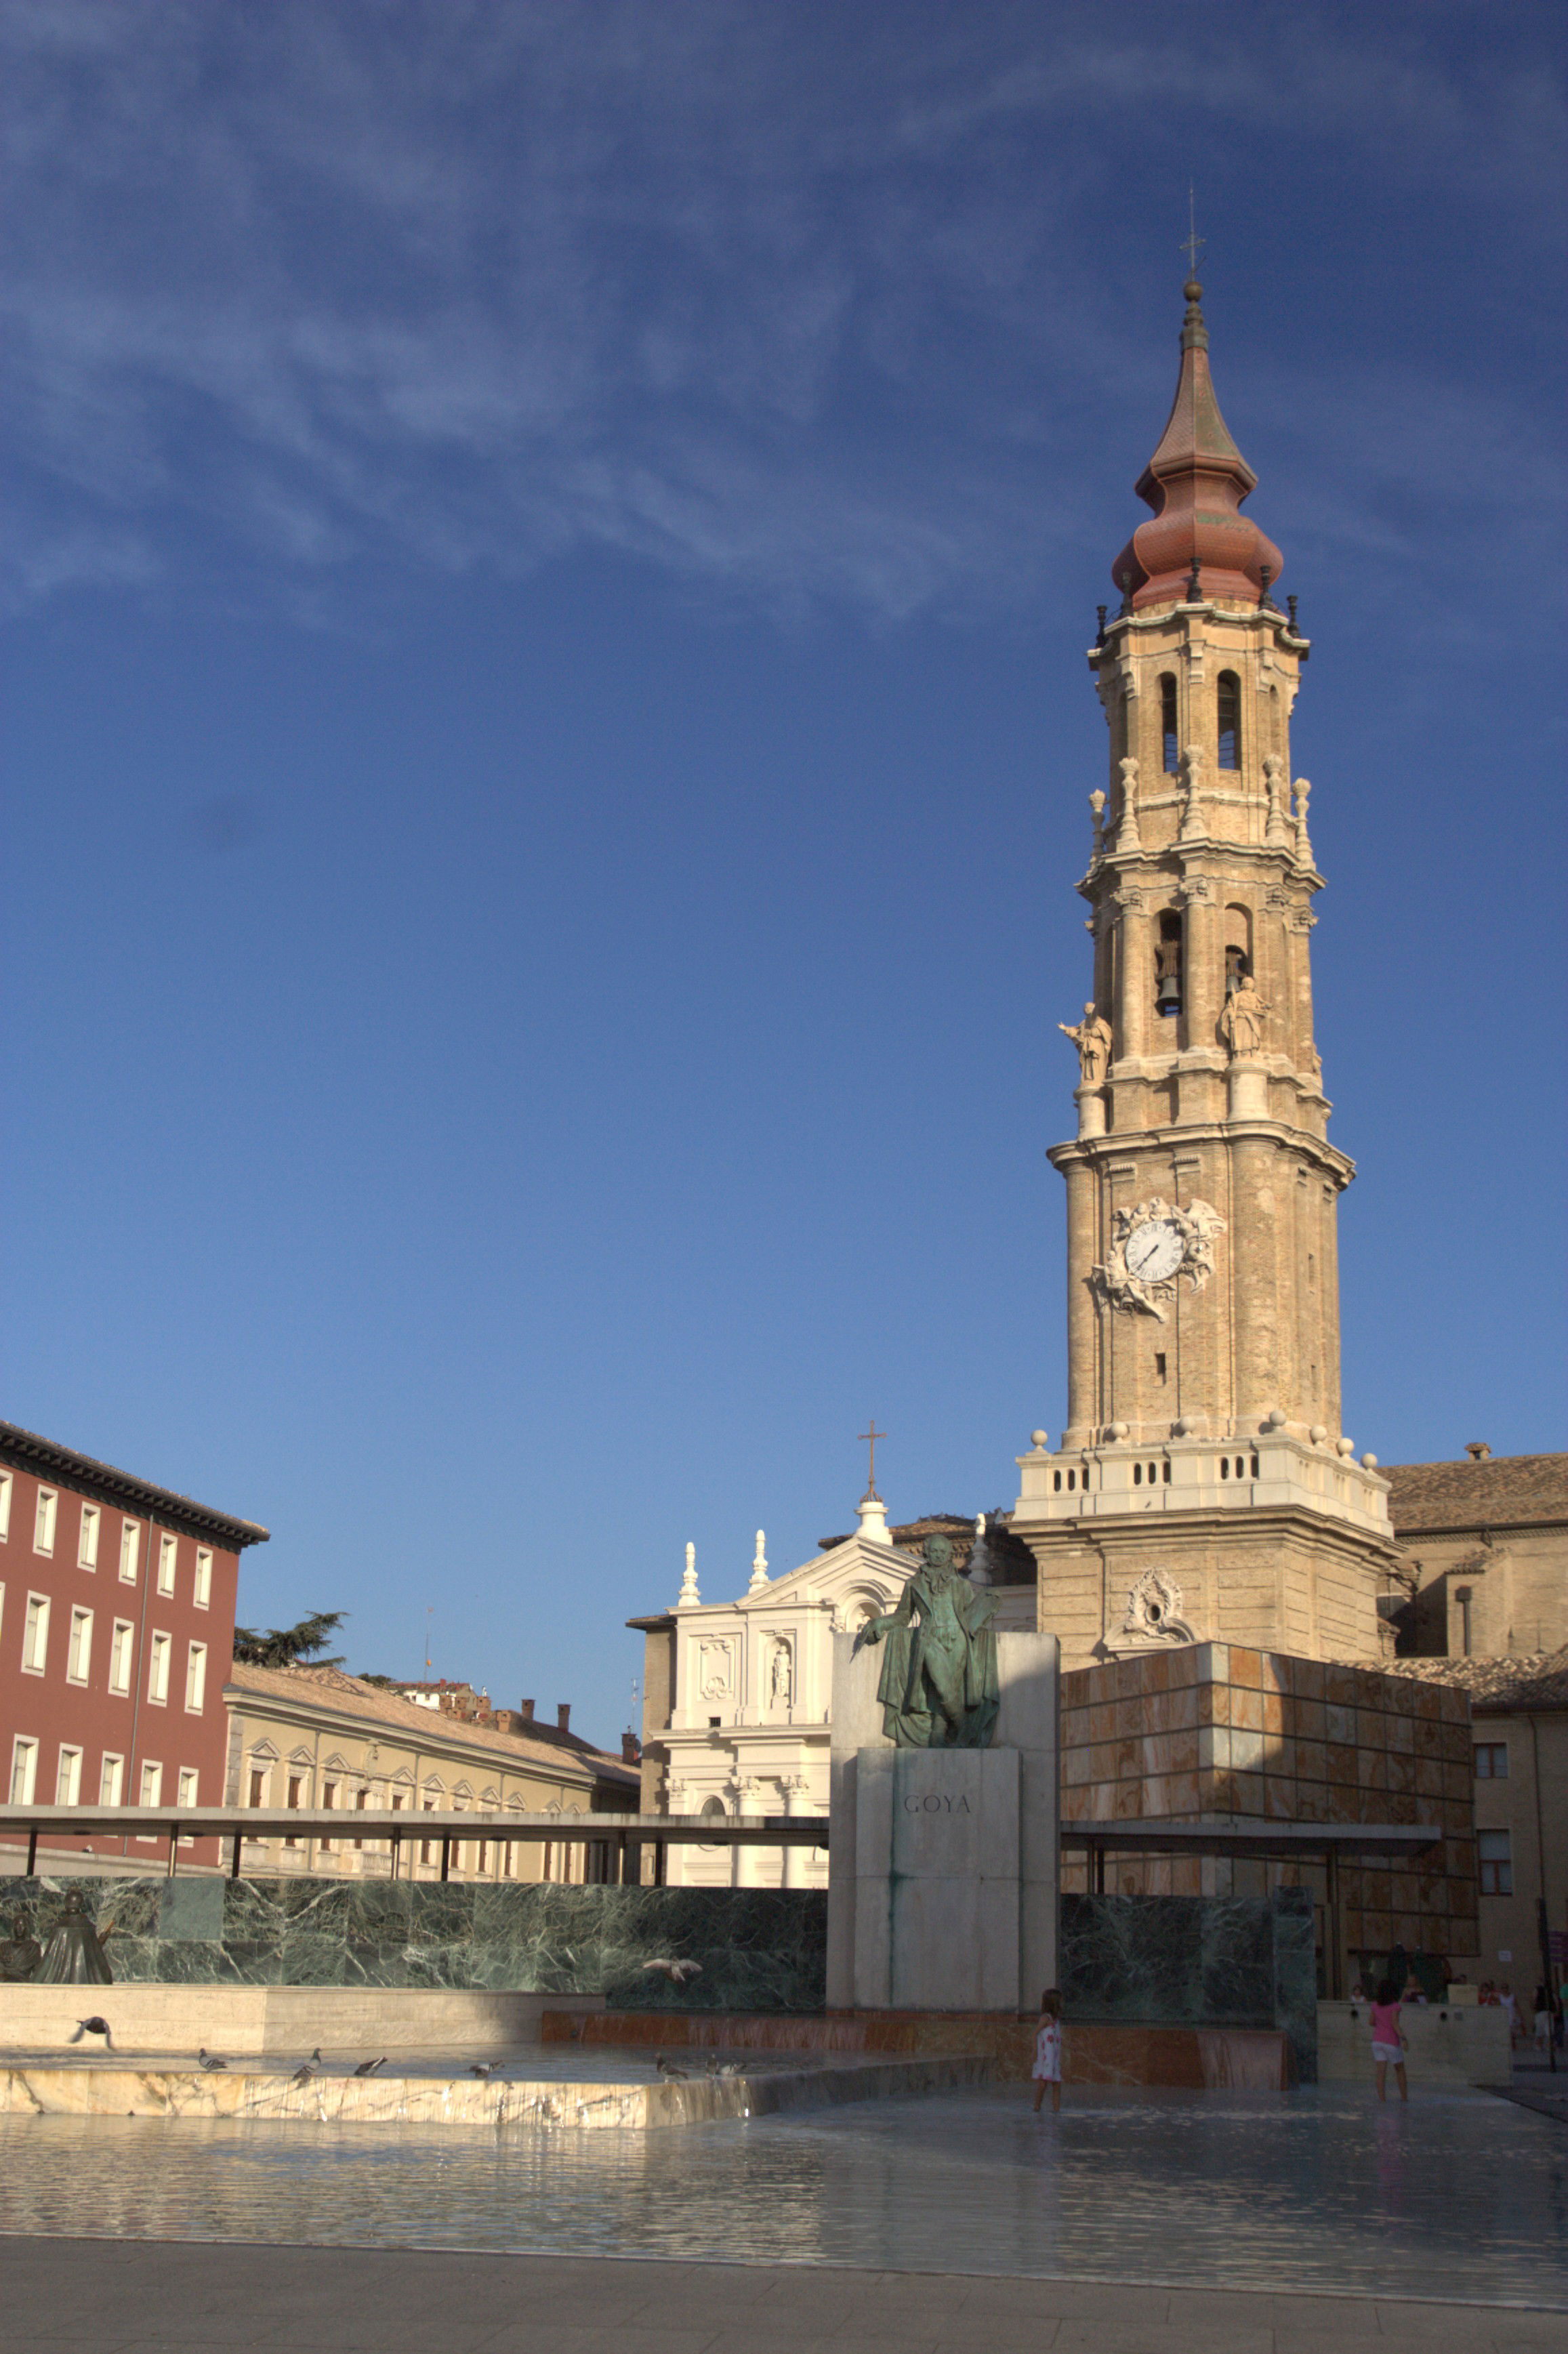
[1046,1118,1356,1192]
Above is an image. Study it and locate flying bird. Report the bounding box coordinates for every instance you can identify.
[352,2057,386,2078]
[70,2017,111,2044]
[642,1958,703,1985]
[199,2048,226,2072]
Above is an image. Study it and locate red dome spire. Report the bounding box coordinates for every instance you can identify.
[1111,282,1282,611]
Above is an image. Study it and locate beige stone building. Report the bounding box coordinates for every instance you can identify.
[1385,1449,1567,1661]
[224,1663,638,1881]
[1390,1648,1567,1999]
[1010,274,1399,1671]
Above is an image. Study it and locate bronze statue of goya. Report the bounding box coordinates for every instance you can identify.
[854,1535,999,1748]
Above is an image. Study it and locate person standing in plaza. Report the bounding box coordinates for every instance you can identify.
[1369,1979,1408,2102]
[1032,1989,1063,2114]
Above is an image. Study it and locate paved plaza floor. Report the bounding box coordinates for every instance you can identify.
[0,2084,1561,2350]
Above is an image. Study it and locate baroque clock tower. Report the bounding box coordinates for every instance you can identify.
[1012,278,1397,1669]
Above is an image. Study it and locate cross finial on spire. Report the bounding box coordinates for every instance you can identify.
[1180,183,1205,283]
[858,1420,886,1502]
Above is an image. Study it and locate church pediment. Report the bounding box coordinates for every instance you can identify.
[741,1533,913,1625]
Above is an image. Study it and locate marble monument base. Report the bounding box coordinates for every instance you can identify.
[827,1631,1059,2015]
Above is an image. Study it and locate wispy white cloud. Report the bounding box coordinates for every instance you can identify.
[1,0,1560,620]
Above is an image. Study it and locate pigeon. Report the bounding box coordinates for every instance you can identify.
[290,2062,315,2086]
[642,1958,703,1985]
[654,2052,689,2080]
[199,2048,226,2072]
[468,2060,503,2078]
[352,2057,386,2078]
[70,2017,112,2045]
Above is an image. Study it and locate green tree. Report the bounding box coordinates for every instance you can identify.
[231,1610,347,1669]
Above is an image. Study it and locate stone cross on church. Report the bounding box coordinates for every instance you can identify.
[1011,276,1398,1669]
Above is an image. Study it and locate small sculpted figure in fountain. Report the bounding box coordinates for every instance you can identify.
[35,1890,115,1985]
[0,1910,42,1982]
[853,1535,999,1748]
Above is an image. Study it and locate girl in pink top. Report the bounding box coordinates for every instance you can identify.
[1031,1989,1063,2113]
[1369,1978,1407,2101]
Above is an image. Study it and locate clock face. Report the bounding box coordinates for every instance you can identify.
[1123,1217,1185,1283]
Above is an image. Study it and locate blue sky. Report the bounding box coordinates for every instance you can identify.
[4,1,1563,1744]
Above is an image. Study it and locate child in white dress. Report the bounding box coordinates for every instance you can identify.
[1031,1989,1062,2113]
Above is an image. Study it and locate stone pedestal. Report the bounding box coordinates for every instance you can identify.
[827,1631,1058,2014]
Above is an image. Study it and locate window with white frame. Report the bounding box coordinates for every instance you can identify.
[100,1753,124,1805]
[138,1760,162,1807]
[193,1548,213,1609]
[178,1768,199,1808]
[0,1470,12,1540]
[185,1642,207,1713]
[9,1737,39,1804]
[56,1746,83,1805]
[157,1532,177,1596]
[147,1630,171,1704]
[108,1619,134,1695]
[119,1519,141,1583]
[34,1489,58,1555]
[78,1502,100,1569]
[67,1606,94,1685]
[21,1594,49,1674]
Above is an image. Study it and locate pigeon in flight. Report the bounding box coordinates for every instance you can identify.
[69,2017,112,2045]
[642,1958,703,1985]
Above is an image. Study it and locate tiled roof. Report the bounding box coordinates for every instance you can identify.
[0,1418,270,1548]
[1381,1647,1568,1713]
[226,1661,638,1785]
[1383,1453,1567,1533]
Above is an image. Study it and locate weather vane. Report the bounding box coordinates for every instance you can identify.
[1181,181,1205,281]
[858,1421,886,1501]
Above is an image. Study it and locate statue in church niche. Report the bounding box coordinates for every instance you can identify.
[1220,975,1269,1058]
[0,1910,42,1982]
[1058,1004,1113,1086]
[853,1535,999,1748]
[768,1640,793,1709]
[35,1890,115,1985]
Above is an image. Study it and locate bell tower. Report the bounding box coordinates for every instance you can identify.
[1012,278,1397,1669]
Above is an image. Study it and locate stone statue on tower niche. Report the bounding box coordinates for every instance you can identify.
[1220,976,1268,1058]
[1058,1004,1113,1086]
[853,1536,999,1748]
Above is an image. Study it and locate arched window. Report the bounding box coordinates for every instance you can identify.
[1155,911,1184,1018]
[1224,905,1253,997]
[1217,674,1240,770]
[1160,676,1179,773]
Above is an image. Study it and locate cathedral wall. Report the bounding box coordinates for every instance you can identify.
[1030,1511,1392,1670]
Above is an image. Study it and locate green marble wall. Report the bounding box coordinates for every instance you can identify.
[0,1878,828,2012]
[1060,1887,1317,2080]
[1,1876,1315,2070]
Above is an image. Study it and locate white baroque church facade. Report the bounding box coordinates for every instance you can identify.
[631,1495,1033,1888]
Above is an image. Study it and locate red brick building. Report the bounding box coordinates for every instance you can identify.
[0,1421,268,1872]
